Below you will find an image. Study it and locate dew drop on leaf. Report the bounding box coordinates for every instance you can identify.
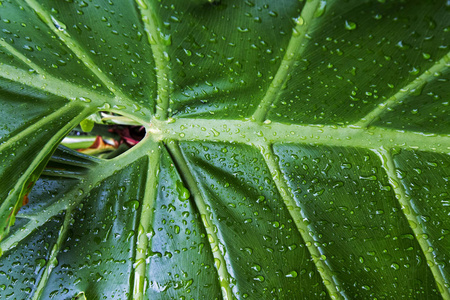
[285,270,298,278]
[344,20,357,30]
[176,181,190,201]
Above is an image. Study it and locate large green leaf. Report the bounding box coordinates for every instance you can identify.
[0,0,449,299]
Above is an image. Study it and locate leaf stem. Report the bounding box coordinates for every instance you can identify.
[355,51,450,128]
[374,147,450,299]
[251,0,321,123]
[165,140,234,300]
[133,140,161,300]
[135,0,171,120]
[257,143,345,300]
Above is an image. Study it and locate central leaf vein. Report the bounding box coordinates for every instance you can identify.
[154,118,450,154]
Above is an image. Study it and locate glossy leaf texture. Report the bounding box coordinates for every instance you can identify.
[0,0,449,299]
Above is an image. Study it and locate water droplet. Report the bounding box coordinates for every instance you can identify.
[51,15,67,32]
[78,97,92,103]
[251,264,261,272]
[124,200,140,210]
[285,270,298,278]
[176,181,190,201]
[214,258,221,268]
[315,1,327,17]
[135,0,148,9]
[344,20,357,30]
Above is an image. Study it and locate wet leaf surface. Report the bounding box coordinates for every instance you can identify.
[0,0,449,299]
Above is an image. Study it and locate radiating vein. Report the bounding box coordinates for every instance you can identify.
[251,0,322,123]
[0,136,152,253]
[154,118,450,154]
[133,140,161,300]
[31,208,74,300]
[23,0,134,105]
[375,147,450,299]
[135,0,171,120]
[0,63,107,104]
[0,102,85,151]
[257,143,345,300]
[166,140,234,300]
[0,38,46,74]
[356,51,450,128]
[0,106,90,240]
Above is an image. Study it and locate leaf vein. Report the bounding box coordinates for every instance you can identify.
[132,141,161,300]
[356,51,450,128]
[23,0,135,107]
[257,142,345,299]
[251,0,322,123]
[374,147,450,299]
[31,209,74,300]
[166,140,234,300]
[135,0,171,120]
[0,38,46,74]
[0,140,152,253]
[155,118,450,154]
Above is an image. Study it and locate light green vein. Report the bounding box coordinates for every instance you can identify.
[135,0,171,120]
[251,0,322,123]
[356,50,450,128]
[0,63,104,104]
[0,38,46,74]
[0,138,152,253]
[257,143,344,300]
[0,63,153,121]
[153,118,450,154]
[31,208,74,300]
[0,106,90,240]
[166,140,234,300]
[133,140,161,300]
[374,147,450,299]
[23,0,134,105]
[0,102,82,152]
